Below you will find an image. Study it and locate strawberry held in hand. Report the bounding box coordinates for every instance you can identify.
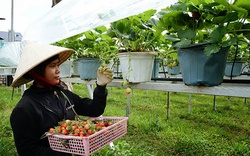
[97,64,114,86]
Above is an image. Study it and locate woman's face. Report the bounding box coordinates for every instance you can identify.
[44,58,61,85]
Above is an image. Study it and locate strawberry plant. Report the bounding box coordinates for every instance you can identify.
[55,25,118,64]
[155,0,250,56]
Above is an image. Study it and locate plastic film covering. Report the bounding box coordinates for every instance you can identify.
[23,0,177,44]
[0,42,24,66]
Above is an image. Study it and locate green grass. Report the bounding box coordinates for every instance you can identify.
[0,84,249,156]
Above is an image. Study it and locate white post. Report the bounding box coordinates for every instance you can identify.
[86,84,94,99]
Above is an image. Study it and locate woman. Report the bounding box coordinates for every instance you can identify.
[10,41,113,156]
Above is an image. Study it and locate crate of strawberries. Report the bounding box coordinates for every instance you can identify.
[46,116,128,156]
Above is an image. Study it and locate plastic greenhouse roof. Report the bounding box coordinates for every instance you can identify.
[23,0,177,44]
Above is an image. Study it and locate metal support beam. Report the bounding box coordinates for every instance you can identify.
[10,0,15,42]
[188,94,192,114]
[126,93,131,121]
[228,97,231,108]
[213,95,216,111]
[167,92,170,119]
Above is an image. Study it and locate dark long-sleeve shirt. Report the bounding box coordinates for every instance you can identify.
[10,84,107,156]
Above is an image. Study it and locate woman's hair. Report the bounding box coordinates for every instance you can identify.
[24,55,60,79]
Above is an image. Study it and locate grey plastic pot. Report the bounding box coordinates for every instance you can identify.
[152,57,160,78]
[167,66,180,75]
[178,43,229,86]
[77,58,101,80]
[225,61,243,77]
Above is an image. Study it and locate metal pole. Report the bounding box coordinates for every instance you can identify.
[167,92,170,119]
[213,95,216,111]
[10,0,15,42]
[228,97,231,108]
[188,94,192,114]
[126,93,131,122]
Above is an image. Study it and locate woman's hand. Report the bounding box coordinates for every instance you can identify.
[97,64,114,86]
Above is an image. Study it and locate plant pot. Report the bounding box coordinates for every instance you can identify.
[60,60,72,78]
[118,52,156,83]
[152,57,160,78]
[167,66,180,75]
[178,43,229,86]
[225,61,243,77]
[72,60,80,77]
[77,58,102,80]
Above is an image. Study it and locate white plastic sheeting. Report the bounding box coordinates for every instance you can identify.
[0,42,24,66]
[23,0,177,44]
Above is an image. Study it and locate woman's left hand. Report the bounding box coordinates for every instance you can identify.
[97,64,114,86]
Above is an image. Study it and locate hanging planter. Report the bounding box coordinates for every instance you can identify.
[60,60,72,78]
[72,60,80,77]
[152,57,160,78]
[155,0,250,84]
[77,58,101,80]
[178,43,229,86]
[108,10,159,82]
[225,61,243,77]
[167,66,180,75]
[118,52,156,83]
[165,54,180,75]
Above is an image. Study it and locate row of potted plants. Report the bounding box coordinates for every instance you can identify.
[55,0,250,86]
[55,26,119,80]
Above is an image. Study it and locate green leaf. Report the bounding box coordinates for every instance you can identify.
[173,39,192,48]
[204,44,220,56]
[177,29,196,40]
[221,36,238,47]
[148,17,158,27]
[209,26,227,43]
[235,0,250,16]
[242,23,250,40]
[115,19,132,35]
[214,0,230,8]
[94,26,107,34]
[84,31,97,40]
[140,9,157,21]
[165,35,180,42]
[224,12,239,23]
[170,2,187,11]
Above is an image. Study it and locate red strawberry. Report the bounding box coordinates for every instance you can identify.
[125,87,132,95]
[62,129,69,135]
[49,128,55,133]
[192,12,200,20]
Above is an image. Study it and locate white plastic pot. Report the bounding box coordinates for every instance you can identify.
[118,52,156,83]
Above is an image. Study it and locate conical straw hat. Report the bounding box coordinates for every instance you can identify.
[11,41,74,87]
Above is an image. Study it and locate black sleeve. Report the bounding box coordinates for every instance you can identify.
[65,83,108,117]
[10,107,70,156]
